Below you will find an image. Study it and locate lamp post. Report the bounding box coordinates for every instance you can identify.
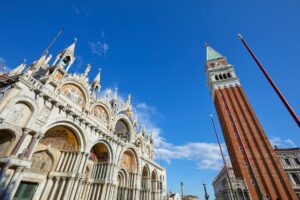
[180,182,184,199]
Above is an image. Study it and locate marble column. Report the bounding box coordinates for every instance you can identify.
[11,129,30,156]
[56,177,66,199]
[24,132,42,159]
[40,176,54,199]
[0,164,9,195]
[49,177,60,200]
[2,167,24,200]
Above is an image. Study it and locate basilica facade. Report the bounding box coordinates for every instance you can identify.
[0,40,166,200]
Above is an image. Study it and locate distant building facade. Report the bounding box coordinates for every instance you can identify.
[167,193,198,200]
[213,148,300,199]
[0,40,166,199]
[205,45,298,199]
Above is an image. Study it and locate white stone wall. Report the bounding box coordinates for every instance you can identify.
[0,70,167,200]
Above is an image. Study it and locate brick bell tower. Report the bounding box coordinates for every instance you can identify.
[205,45,298,200]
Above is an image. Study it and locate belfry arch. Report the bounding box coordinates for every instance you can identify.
[116,149,139,200]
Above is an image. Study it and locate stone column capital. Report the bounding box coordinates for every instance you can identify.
[22,128,32,135]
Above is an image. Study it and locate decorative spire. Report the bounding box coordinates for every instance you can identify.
[105,88,111,102]
[44,54,52,65]
[84,64,91,77]
[8,59,26,77]
[127,94,131,106]
[133,115,138,128]
[113,87,118,101]
[206,45,224,61]
[91,68,101,92]
[92,68,101,83]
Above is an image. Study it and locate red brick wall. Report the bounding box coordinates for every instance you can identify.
[214,86,297,200]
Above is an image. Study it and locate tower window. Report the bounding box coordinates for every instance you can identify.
[294,158,300,165]
[215,75,219,80]
[285,158,291,165]
[227,72,232,78]
[219,74,223,80]
[223,73,227,79]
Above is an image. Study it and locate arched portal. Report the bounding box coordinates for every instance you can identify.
[116,149,138,200]
[40,125,79,151]
[121,150,137,173]
[90,143,110,162]
[141,165,150,200]
[151,170,157,200]
[116,170,127,200]
[0,129,15,156]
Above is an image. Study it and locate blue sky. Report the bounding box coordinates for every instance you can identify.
[1,0,299,198]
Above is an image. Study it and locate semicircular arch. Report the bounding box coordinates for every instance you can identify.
[89,140,113,163]
[42,119,87,152]
[58,80,90,110]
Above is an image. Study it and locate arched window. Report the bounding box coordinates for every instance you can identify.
[215,75,219,80]
[223,73,227,79]
[219,74,223,80]
[227,72,231,78]
[115,120,130,142]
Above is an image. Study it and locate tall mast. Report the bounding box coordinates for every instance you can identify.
[203,182,209,200]
[210,114,237,200]
[238,33,300,127]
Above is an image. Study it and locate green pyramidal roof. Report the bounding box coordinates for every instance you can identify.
[206,46,224,61]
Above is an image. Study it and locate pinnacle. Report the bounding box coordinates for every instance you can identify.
[206,45,224,61]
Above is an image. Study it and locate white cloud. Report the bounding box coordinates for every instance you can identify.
[72,6,81,15]
[89,32,109,58]
[72,6,91,16]
[95,89,224,170]
[156,142,224,170]
[270,136,297,148]
[132,101,223,170]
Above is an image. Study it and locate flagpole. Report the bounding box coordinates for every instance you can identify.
[210,114,237,200]
[238,34,300,127]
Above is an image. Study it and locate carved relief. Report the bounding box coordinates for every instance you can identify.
[31,151,52,172]
[38,107,51,122]
[91,106,109,126]
[7,102,32,127]
[121,150,137,173]
[61,84,86,108]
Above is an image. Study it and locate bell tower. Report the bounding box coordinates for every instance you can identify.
[206,45,298,200]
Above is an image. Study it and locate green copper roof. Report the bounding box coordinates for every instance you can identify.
[206,46,223,61]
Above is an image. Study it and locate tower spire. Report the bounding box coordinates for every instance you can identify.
[205,46,298,199]
[206,45,224,61]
